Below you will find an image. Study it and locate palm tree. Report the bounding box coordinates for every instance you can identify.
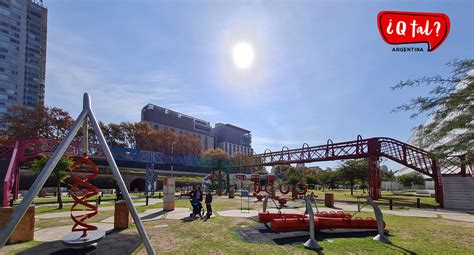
[31,155,73,209]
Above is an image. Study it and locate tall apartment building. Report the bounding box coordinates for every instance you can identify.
[0,0,47,127]
[212,123,253,156]
[141,104,215,151]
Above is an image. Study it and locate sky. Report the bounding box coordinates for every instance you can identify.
[44,0,474,169]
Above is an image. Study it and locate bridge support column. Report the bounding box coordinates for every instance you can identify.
[431,159,444,208]
[368,139,381,199]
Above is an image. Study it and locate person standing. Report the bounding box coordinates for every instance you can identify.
[205,189,213,219]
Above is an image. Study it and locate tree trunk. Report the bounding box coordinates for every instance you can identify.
[350,180,354,196]
[57,178,63,209]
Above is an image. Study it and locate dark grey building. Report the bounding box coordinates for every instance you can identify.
[212,123,253,156]
[0,0,47,127]
[141,103,215,151]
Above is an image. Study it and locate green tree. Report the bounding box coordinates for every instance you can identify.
[336,159,368,196]
[254,168,269,175]
[318,170,337,191]
[31,155,74,209]
[392,59,473,162]
[305,175,319,186]
[381,169,396,182]
[397,172,426,188]
[283,166,304,185]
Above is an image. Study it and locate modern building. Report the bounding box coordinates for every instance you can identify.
[0,0,47,128]
[211,123,253,156]
[141,103,215,151]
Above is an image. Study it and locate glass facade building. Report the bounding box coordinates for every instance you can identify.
[0,0,47,128]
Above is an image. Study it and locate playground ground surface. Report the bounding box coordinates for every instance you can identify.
[2,190,474,254]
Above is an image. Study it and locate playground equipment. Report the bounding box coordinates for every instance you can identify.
[258,195,389,245]
[0,94,156,254]
[63,152,104,247]
[145,163,156,196]
[251,174,277,201]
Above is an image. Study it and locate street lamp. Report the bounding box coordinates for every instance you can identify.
[171,142,176,177]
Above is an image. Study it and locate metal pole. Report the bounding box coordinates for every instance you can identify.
[171,143,174,177]
[303,195,322,251]
[82,116,88,155]
[87,100,155,255]
[367,197,391,243]
[0,109,87,248]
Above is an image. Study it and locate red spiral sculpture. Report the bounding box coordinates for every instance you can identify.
[69,156,100,237]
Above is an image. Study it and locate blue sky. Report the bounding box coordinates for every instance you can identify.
[44,0,473,169]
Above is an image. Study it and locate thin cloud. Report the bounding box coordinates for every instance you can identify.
[45,31,219,124]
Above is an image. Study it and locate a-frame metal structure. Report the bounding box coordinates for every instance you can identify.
[0,93,156,254]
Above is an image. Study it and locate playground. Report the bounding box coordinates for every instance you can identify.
[0,94,472,255]
[1,192,474,255]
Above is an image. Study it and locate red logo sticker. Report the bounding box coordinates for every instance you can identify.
[377,11,450,52]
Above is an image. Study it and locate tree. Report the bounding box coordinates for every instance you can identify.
[202,148,228,160]
[397,172,426,188]
[283,166,304,185]
[392,59,473,162]
[318,170,338,191]
[31,155,74,209]
[336,159,368,196]
[174,133,201,155]
[1,105,73,140]
[254,168,269,175]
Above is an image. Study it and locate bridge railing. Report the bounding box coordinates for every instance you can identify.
[2,141,20,207]
[231,138,371,167]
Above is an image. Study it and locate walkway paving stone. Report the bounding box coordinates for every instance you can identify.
[34,223,114,242]
[19,230,140,255]
[217,210,259,218]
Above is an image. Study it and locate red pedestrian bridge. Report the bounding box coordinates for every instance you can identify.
[1,135,470,207]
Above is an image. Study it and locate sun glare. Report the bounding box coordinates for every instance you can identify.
[232,42,255,69]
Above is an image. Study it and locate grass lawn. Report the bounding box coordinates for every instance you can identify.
[4,191,471,255]
[131,210,474,255]
[308,189,439,209]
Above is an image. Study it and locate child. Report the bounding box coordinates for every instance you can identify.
[205,189,213,219]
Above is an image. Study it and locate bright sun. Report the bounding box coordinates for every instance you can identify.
[232,42,255,69]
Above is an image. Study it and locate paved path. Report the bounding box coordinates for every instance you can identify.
[34,223,114,242]
[22,228,140,255]
[35,199,162,219]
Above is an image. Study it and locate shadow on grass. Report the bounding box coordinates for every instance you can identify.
[387,243,417,255]
[181,216,202,222]
[17,230,141,255]
[140,210,167,221]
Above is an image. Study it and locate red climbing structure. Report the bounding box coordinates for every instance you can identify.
[69,156,100,237]
[232,136,472,208]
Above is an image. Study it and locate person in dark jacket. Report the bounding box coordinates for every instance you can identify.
[205,189,213,219]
